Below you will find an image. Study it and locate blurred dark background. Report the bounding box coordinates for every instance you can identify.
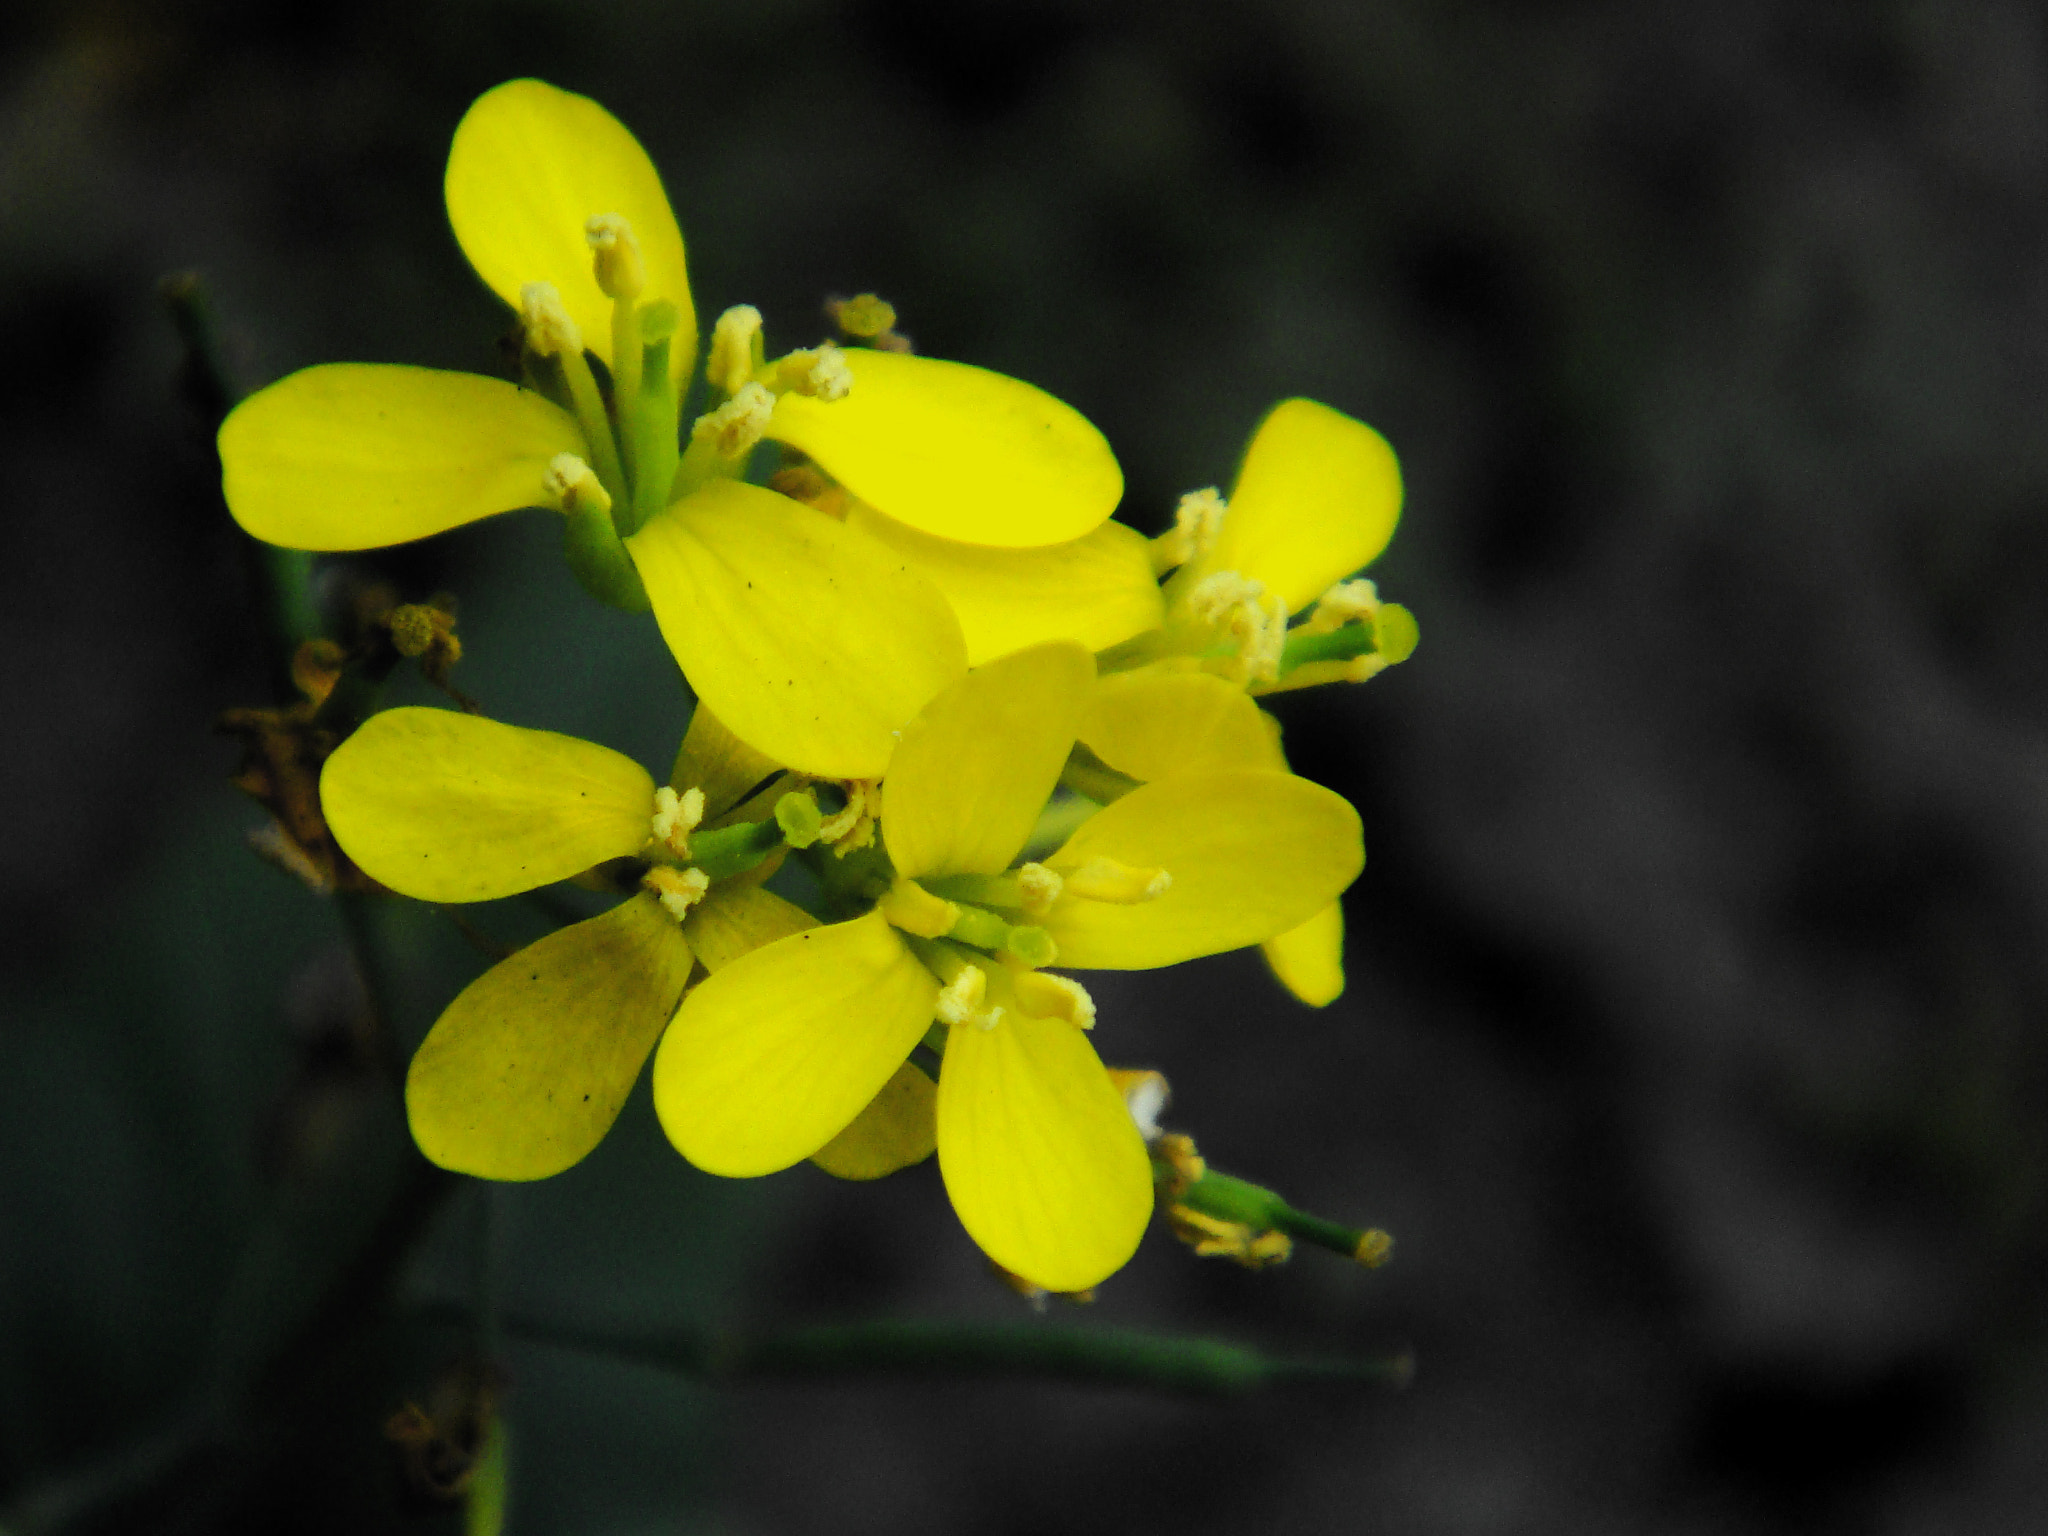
[7,0,2048,1530]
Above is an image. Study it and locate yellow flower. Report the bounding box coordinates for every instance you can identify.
[1110,396,1416,694]
[1073,397,1416,1004]
[217,79,1129,777]
[649,641,1362,1290]
[319,703,815,1180]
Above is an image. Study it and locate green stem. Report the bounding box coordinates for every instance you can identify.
[419,1306,1413,1396]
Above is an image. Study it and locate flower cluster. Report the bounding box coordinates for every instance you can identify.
[220,79,1415,1292]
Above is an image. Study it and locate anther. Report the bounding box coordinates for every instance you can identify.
[642,865,709,922]
[1013,970,1095,1029]
[692,382,776,459]
[1062,856,1171,904]
[1150,486,1228,575]
[828,293,897,339]
[1015,862,1063,915]
[934,964,991,1027]
[1188,570,1288,684]
[880,879,960,940]
[543,453,612,518]
[650,785,705,858]
[772,343,853,401]
[585,214,644,301]
[520,282,583,358]
[707,305,765,397]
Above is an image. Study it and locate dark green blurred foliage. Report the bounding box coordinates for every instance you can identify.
[8,0,2048,1531]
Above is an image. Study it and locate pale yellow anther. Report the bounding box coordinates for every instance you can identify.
[520,281,583,357]
[1061,856,1172,904]
[879,879,959,939]
[642,865,710,923]
[585,213,645,301]
[773,343,854,401]
[693,382,776,459]
[934,964,991,1027]
[1150,486,1229,575]
[542,453,612,517]
[1303,578,1381,636]
[1015,861,1064,915]
[650,784,706,857]
[1012,970,1096,1030]
[706,305,764,397]
[1187,570,1288,684]
[816,778,880,855]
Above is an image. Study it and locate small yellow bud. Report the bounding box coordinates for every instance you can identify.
[692,382,776,459]
[706,305,765,396]
[1014,861,1063,915]
[520,282,583,357]
[1061,856,1171,904]
[650,784,706,858]
[1012,969,1095,1029]
[642,865,709,922]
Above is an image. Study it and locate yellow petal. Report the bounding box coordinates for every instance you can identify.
[683,882,817,973]
[936,1006,1153,1292]
[407,892,693,1180]
[627,483,967,779]
[883,642,1094,881]
[1260,901,1346,1007]
[1078,671,1286,782]
[845,505,1164,666]
[322,707,654,902]
[768,350,1121,548]
[810,1061,937,1180]
[219,364,583,550]
[1177,398,1402,614]
[445,79,694,382]
[669,701,782,822]
[1041,770,1362,969]
[651,910,938,1175]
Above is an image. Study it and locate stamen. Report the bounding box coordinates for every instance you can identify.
[585,214,644,301]
[649,785,705,858]
[774,790,823,849]
[692,382,776,459]
[828,293,896,338]
[642,865,709,923]
[1302,577,1380,635]
[1149,486,1228,575]
[1012,970,1095,1029]
[1062,856,1171,904]
[1015,862,1063,915]
[934,964,991,1027]
[707,305,765,397]
[1187,570,1288,684]
[879,879,959,940]
[543,454,611,517]
[520,282,583,357]
[771,343,853,401]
